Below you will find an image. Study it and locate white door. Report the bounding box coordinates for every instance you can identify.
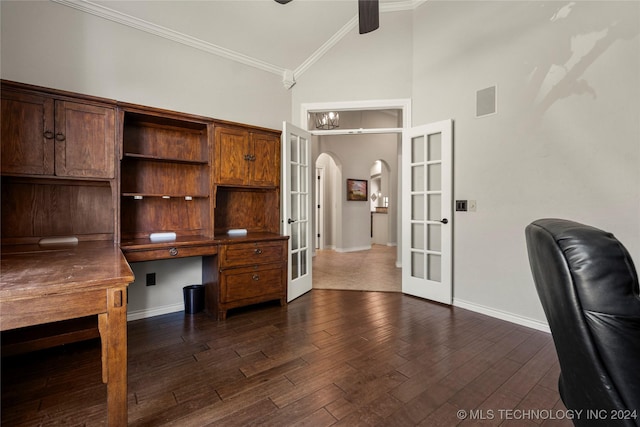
[402,120,453,304]
[282,122,313,301]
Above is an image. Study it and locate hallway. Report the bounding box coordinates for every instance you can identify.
[313,244,401,293]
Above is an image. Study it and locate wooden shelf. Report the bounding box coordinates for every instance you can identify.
[122,193,208,199]
[0,173,114,184]
[1,316,98,356]
[120,108,214,241]
[123,153,208,165]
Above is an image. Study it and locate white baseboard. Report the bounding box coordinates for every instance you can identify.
[127,303,184,321]
[335,245,372,253]
[453,298,550,333]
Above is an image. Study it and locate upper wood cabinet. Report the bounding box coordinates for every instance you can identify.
[1,83,115,179]
[0,81,118,245]
[214,124,280,188]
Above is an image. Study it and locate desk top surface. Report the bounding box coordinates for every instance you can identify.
[1,241,134,300]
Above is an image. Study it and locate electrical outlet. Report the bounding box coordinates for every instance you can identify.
[455,200,468,212]
[146,272,156,286]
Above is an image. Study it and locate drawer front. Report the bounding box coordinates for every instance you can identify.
[220,241,285,267]
[124,244,218,262]
[220,263,285,303]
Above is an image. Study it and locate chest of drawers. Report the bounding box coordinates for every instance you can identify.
[204,236,287,320]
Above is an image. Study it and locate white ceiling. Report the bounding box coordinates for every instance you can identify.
[55,0,424,86]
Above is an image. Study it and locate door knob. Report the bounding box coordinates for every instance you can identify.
[287,218,296,224]
[440,218,448,224]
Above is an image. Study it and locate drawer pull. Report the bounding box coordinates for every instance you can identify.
[252,274,260,281]
[44,130,54,139]
[55,132,66,141]
[254,248,263,255]
[169,247,179,256]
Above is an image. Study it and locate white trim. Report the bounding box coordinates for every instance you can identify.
[301,99,412,132]
[294,1,425,79]
[127,302,184,321]
[312,127,403,136]
[52,0,286,76]
[335,245,372,253]
[294,15,358,78]
[453,298,551,333]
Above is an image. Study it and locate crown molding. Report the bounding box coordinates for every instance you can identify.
[293,0,425,80]
[51,0,286,77]
[51,0,426,90]
[293,14,359,79]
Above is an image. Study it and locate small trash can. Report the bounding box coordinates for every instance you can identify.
[183,284,204,314]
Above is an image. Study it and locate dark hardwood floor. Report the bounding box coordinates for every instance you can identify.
[1,289,570,426]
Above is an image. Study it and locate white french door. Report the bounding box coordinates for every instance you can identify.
[282,122,313,301]
[402,120,453,304]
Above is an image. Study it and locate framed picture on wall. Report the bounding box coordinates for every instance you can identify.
[346,179,368,201]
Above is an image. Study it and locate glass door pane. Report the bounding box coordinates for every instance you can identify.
[409,132,443,284]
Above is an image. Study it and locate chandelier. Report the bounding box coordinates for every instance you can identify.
[315,112,339,130]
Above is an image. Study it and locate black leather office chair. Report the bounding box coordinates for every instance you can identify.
[525,219,640,426]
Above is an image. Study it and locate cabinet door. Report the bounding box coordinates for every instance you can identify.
[215,126,249,185]
[250,133,280,187]
[1,91,55,175]
[55,101,115,179]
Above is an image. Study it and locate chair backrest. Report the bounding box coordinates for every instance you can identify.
[525,219,640,426]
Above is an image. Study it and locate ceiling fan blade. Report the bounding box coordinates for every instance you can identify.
[358,0,379,34]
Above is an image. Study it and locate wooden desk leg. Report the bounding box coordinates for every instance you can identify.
[99,286,128,426]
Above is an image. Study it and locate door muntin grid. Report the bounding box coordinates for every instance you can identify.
[290,133,309,280]
[410,132,442,282]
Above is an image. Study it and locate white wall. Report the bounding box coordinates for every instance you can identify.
[127,257,202,320]
[411,0,640,323]
[295,1,640,325]
[0,1,290,129]
[1,0,292,317]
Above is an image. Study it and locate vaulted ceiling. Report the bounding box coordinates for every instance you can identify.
[54,0,425,87]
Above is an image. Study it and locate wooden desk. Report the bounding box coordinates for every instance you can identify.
[0,242,135,426]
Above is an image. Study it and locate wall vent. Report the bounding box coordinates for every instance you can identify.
[476,85,497,118]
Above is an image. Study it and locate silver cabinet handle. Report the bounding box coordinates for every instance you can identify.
[169,247,178,256]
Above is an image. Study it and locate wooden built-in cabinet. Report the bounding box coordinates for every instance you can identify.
[1,80,288,327]
[214,124,280,188]
[206,123,285,318]
[118,106,219,261]
[118,106,287,317]
[204,236,287,320]
[1,84,115,179]
[0,81,118,246]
